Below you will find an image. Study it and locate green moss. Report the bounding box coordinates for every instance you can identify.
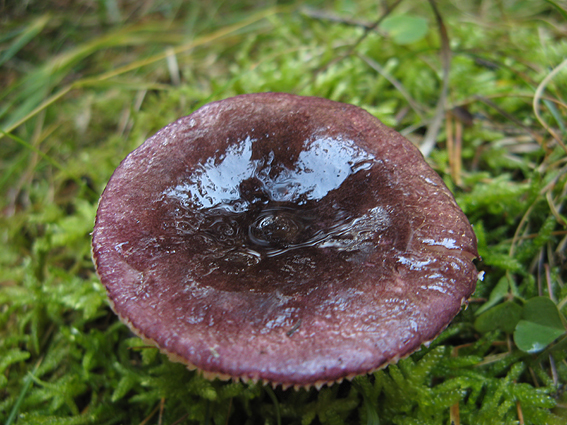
[1,0,566,423]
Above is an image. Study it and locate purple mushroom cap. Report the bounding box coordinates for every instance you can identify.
[92,93,479,388]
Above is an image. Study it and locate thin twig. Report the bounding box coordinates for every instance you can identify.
[138,403,160,425]
[546,190,567,227]
[533,58,567,154]
[307,0,403,81]
[420,0,451,157]
[158,397,165,425]
[170,413,190,425]
[473,95,544,144]
[301,8,373,29]
[450,402,460,425]
[449,114,464,186]
[446,111,455,173]
[225,398,233,425]
[517,401,525,425]
[545,263,555,302]
[510,201,537,257]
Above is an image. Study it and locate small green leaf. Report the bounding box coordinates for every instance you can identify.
[476,276,509,315]
[379,15,428,45]
[514,297,566,353]
[474,301,522,334]
[522,296,564,329]
[0,15,50,67]
[514,321,565,353]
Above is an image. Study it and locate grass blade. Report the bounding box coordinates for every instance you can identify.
[0,15,50,67]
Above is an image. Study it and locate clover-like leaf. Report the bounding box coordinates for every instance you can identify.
[514,297,566,353]
[379,15,429,45]
[475,276,509,315]
[474,301,522,334]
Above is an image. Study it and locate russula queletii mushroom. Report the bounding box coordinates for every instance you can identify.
[92,93,479,389]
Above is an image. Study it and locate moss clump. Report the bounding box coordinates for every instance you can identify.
[1,1,566,424]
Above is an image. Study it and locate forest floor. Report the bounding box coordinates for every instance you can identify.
[1,1,567,424]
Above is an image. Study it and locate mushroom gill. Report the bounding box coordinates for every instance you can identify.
[92,93,479,389]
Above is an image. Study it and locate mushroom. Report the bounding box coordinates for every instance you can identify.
[92,93,479,389]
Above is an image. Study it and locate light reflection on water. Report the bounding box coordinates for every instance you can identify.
[166,135,375,209]
[163,135,386,262]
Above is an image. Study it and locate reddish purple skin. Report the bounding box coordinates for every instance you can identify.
[92,93,478,387]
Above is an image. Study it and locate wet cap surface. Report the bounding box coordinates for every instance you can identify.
[92,93,479,388]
